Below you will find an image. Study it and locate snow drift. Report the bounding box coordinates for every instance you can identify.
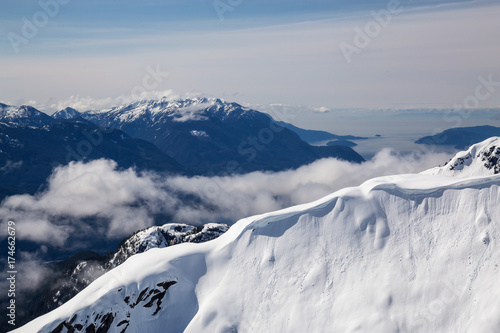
[12,140,500,333]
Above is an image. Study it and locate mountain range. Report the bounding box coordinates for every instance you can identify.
[0,99,364,197]
[78,98,364,173]
[0,117,183,197]
[13,137,500,333]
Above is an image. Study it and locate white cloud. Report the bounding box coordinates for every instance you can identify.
[0,250,52,297]
[0,159,174,244]
[4,160,163,216]
[163,148,453,222]
[0,150,453,248]
[28,90,181,114]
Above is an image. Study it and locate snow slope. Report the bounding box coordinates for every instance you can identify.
[13,162,500,332]
[423,137,500,178]
[45,223,229,312]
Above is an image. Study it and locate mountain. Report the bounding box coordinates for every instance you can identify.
[0,102,12,111]
[0,120,184,196]
[81,98,365,173]
[0,99,364,177]
[423,137,500,177]
[11,223,228,330]
[15,140,500,333]
[0,105,53,127]
[326,139,358,147]
[275,120,367,144]
[415,125,500,149]
[108,223,229,268]
[52,107,81,120]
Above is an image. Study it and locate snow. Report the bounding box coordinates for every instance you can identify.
[190,130,209,138]
[51,107,80,120]
[12,143,500,333]
[423,137,500,178]
[81,97,255,126]
[108,223,228,268]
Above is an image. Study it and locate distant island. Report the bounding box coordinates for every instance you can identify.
[274,121,367,144]
[326,139,357,147]
[415,125,500,149]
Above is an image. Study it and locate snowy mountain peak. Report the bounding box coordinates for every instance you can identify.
[423,136,500,177]
[52,107,81,120]
[0,105,52,126]
[83,97,252,124]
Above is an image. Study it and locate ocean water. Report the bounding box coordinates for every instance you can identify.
[291,109,500,160]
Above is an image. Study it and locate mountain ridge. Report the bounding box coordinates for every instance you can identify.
[415,125,500,149]
[423,136,500,177]
[77,98,365,173]
[0,98,365,176]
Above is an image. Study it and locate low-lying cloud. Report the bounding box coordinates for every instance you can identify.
[0,149,453,247]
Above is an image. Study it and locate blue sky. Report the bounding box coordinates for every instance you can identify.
[1,0,499,111]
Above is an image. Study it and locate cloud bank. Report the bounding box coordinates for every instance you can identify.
[0,149,453,248]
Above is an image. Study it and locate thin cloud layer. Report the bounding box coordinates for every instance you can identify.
[34,90,181,114]
[0,150,453,247]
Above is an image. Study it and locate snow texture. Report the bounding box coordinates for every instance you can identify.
[13,143,500,333]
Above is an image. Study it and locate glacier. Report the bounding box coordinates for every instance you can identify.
[12,139,500,333]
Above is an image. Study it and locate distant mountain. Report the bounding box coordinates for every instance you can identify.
[415,125,500,149]
[81,98,365,174]
[5,223,229,330]
[52,107,81,120]
[422,137,500,177]
[326,139,357,147]
[0,105,53,127]
[0,99,364,177]
[275,120,367,144]
[15,138,500,333]
[0,121,184,196]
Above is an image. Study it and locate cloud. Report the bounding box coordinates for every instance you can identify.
[163,148,453,222]
[313,107,331,113]
[0,160,23,174]
[0,249,52,300]
[2,2,499,110]
[0,159,171,244]
[0,150,453,248]
[30,90,181,114]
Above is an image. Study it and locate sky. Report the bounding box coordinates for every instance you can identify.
[1,0,500,111]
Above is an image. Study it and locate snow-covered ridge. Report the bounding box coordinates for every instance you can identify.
[47,223,229,310]
[82,97,253,124]
[14,163,500,332]
[0,97,254,125]
[0,105,53,127]
[108,223,229,268]
[423,136,500,177]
